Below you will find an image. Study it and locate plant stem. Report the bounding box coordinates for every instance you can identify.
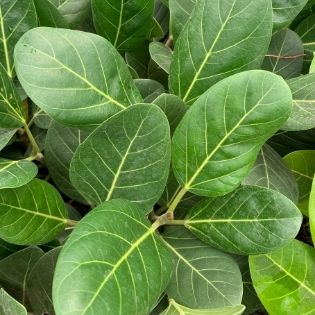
[166,187,187,215]
[23,122,42,159]
[67,219,79,227]
[165,219,186,226]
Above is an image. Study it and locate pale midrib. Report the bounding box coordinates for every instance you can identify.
[0,160,19,172]
[182,0,236,102]
[0,89,24,122]
[0,6,12,78]
[114,0,124,47]
[265,254,315,296]
[261,149,270,188]
[186,218,295,224]
[0,202,67,223]
[81,226,156,315]
[22,43,126,110]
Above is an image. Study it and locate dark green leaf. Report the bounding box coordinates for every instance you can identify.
[134,79,165,102]
[0,288,27,315]
[169,0,273,105]
[31,104,52,129]
[172,71,292,197]
[310,175,315,244]
[185,186,302,255]
[250,240,315,315]
[70,104,170,211]
[91,0,155,52]
[125,42,150,78]
[262,29,304,79]
[53,199,173,315]
[0,158,37,189]
[45,121,87,203]
[163,227,243,309]
[0,246,44,309]
[243,144,299,203]
[0,179,67,245]
[0,129,16,151]
[0,239,24,260]
[14,27,142,128]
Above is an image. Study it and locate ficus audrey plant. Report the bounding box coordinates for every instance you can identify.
[0,0,315,314]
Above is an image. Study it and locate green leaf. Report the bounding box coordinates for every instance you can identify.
[272,0,308,31]
[70,104,171,211]
[0,246,44,309]
[53,199,173,315]
[283,74,315,131]
[134,79,165,102]
[163,227,243,309]
[14,27,142,128]
[34,0,68,28]
[172,70,292,197]
[243,144,299,203]
[153,93,187,135]
[0,179,67,245]
[27,247,61,315]
[125,42,150,78]
[0,288,27,315]
[185,186,302,255]
[31,104,52,129]
[49,0,90,28]
[0,129,16,151]
[249,240,315,315]
[45,121,87,203]
[162,300,245,315]
[149,42,172,74]
[91,0,155,52]
[262,29,304,79]
[149,18,164,41]
[0,0,37,78]
[0,65,24,128]
[310,175,315,244]
[169,0,273,105]
[283,150,315,215]
[169,0,196,42]
[0,239,24,260]
[0,158,37,189]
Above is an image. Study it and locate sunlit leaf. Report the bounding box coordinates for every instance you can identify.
[0,288,27,315]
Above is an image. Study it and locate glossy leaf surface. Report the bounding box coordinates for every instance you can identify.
[0,179,67,245]
[169,0,273,105]
[53,199,173,315]
[185,186,302,255]
[70,104,170,210]
[172,71,292,197]
[14,27,142,127]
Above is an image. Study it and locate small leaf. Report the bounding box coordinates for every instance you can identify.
[283,73,315,131]
[152,93,187,135]
[149,42,172,74]
[53,199,173,315]
[27,247,61,315]
[0,179,67,245]
[262,29,304,79]
[169,0,273,105]
[70,104,171,211]
[185,186,302,255]
[163,227,243,309]
[283,150,315,215]
[0,64,25,128]
[0,239,24,260]
[0,158,37,189]
[243,144,299,203]
[0,288,27,315]
[134,79,165,103]
[310,175,315,244]
[14,27,142,128]
[0,0,37,78]
[91,0,155,52]
[0,129,16,151]
[162,300,245,315]
[172,70,292,197]
[45,121,88,203]
[272,0,308,31]
[31,104,52,129]
[0,246,44,309]
[249,240,315,315]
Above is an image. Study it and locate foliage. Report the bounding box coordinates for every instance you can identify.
[0,0,315,314]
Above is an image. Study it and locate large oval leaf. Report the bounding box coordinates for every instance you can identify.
[172,70,292,197]
[53,199,173,315]
[169,0,272,105]
[185,186,302,255]
[70,104,171,211]
[0,158,37,189]
[0,0,37,78]
[92,0,155,52]
[45,121,87,203]
[243,144,299,203]
[0,179,67,245]
[249,240,315,315]
[163,227,243,309]
[14,27,142,128]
